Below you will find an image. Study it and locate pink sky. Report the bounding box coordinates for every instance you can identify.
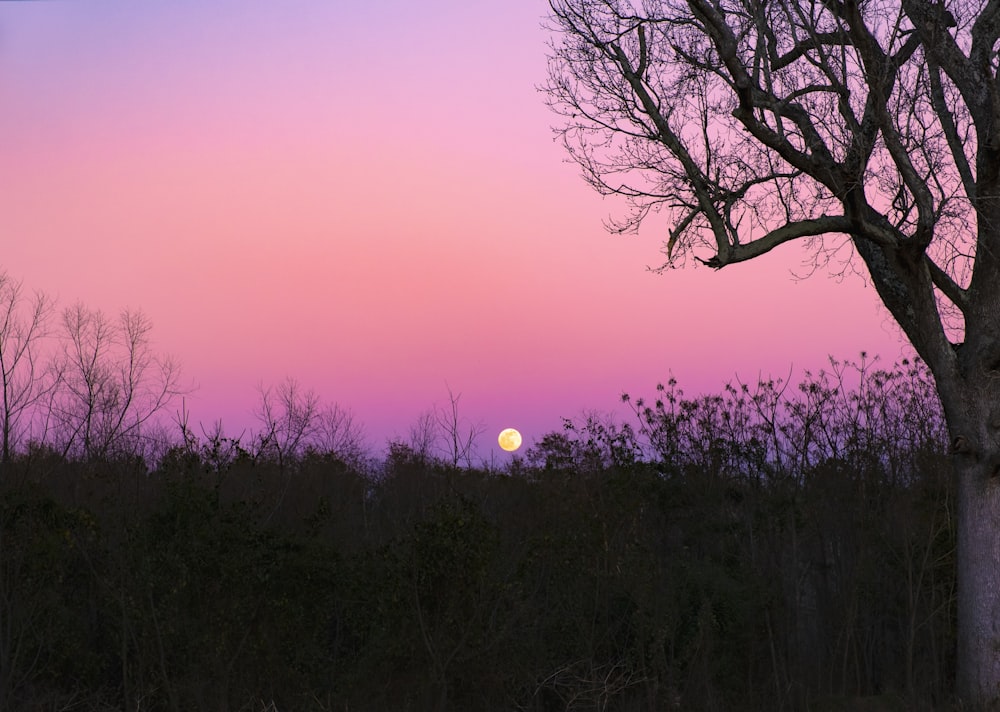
[0,1,907,460]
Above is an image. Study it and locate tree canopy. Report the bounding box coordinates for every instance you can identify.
[545,0,995,376]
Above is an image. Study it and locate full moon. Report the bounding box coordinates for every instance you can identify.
[498,428,522,452]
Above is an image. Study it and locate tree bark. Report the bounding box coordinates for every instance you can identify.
[937,361,1000,705]
[955,453,1000,705]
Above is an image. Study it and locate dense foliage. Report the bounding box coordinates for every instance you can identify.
[0,358,955,711]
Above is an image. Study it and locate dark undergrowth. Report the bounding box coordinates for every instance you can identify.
[0,357,963,711]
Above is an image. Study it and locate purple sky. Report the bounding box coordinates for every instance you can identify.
[0,1,908,459]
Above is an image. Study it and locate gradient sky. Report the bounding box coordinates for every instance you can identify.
[0,1,908,460]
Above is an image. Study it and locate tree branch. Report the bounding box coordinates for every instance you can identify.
[927,60,977,203]
[699,215,855,268]
[925,254,969,313]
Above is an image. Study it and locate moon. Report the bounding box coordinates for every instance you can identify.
[498,428,522,452]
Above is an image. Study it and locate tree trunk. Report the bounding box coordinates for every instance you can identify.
[936,362,1000,707]
[955,452,1000,706]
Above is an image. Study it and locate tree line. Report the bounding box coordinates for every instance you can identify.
[0,321,958,710]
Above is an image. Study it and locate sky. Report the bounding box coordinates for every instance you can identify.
[0,1,908,461]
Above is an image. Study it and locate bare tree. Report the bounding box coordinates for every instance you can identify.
[53,304,183,460]
[545,0,1000,703]
[407,408,440,462]
[435,386,486,468]
[315,402,368,466]
[253,377,321,468]
[0,272,55,468]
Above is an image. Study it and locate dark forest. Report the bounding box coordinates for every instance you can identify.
[0,354,958,711]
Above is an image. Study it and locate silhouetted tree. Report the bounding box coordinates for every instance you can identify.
[0,272,54,469]
[434,386,485,468]
[404,408,441,465]
[314,401,368,468]
[253,377,320,469]
[51,304,183,460]
[545,0,998,702]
